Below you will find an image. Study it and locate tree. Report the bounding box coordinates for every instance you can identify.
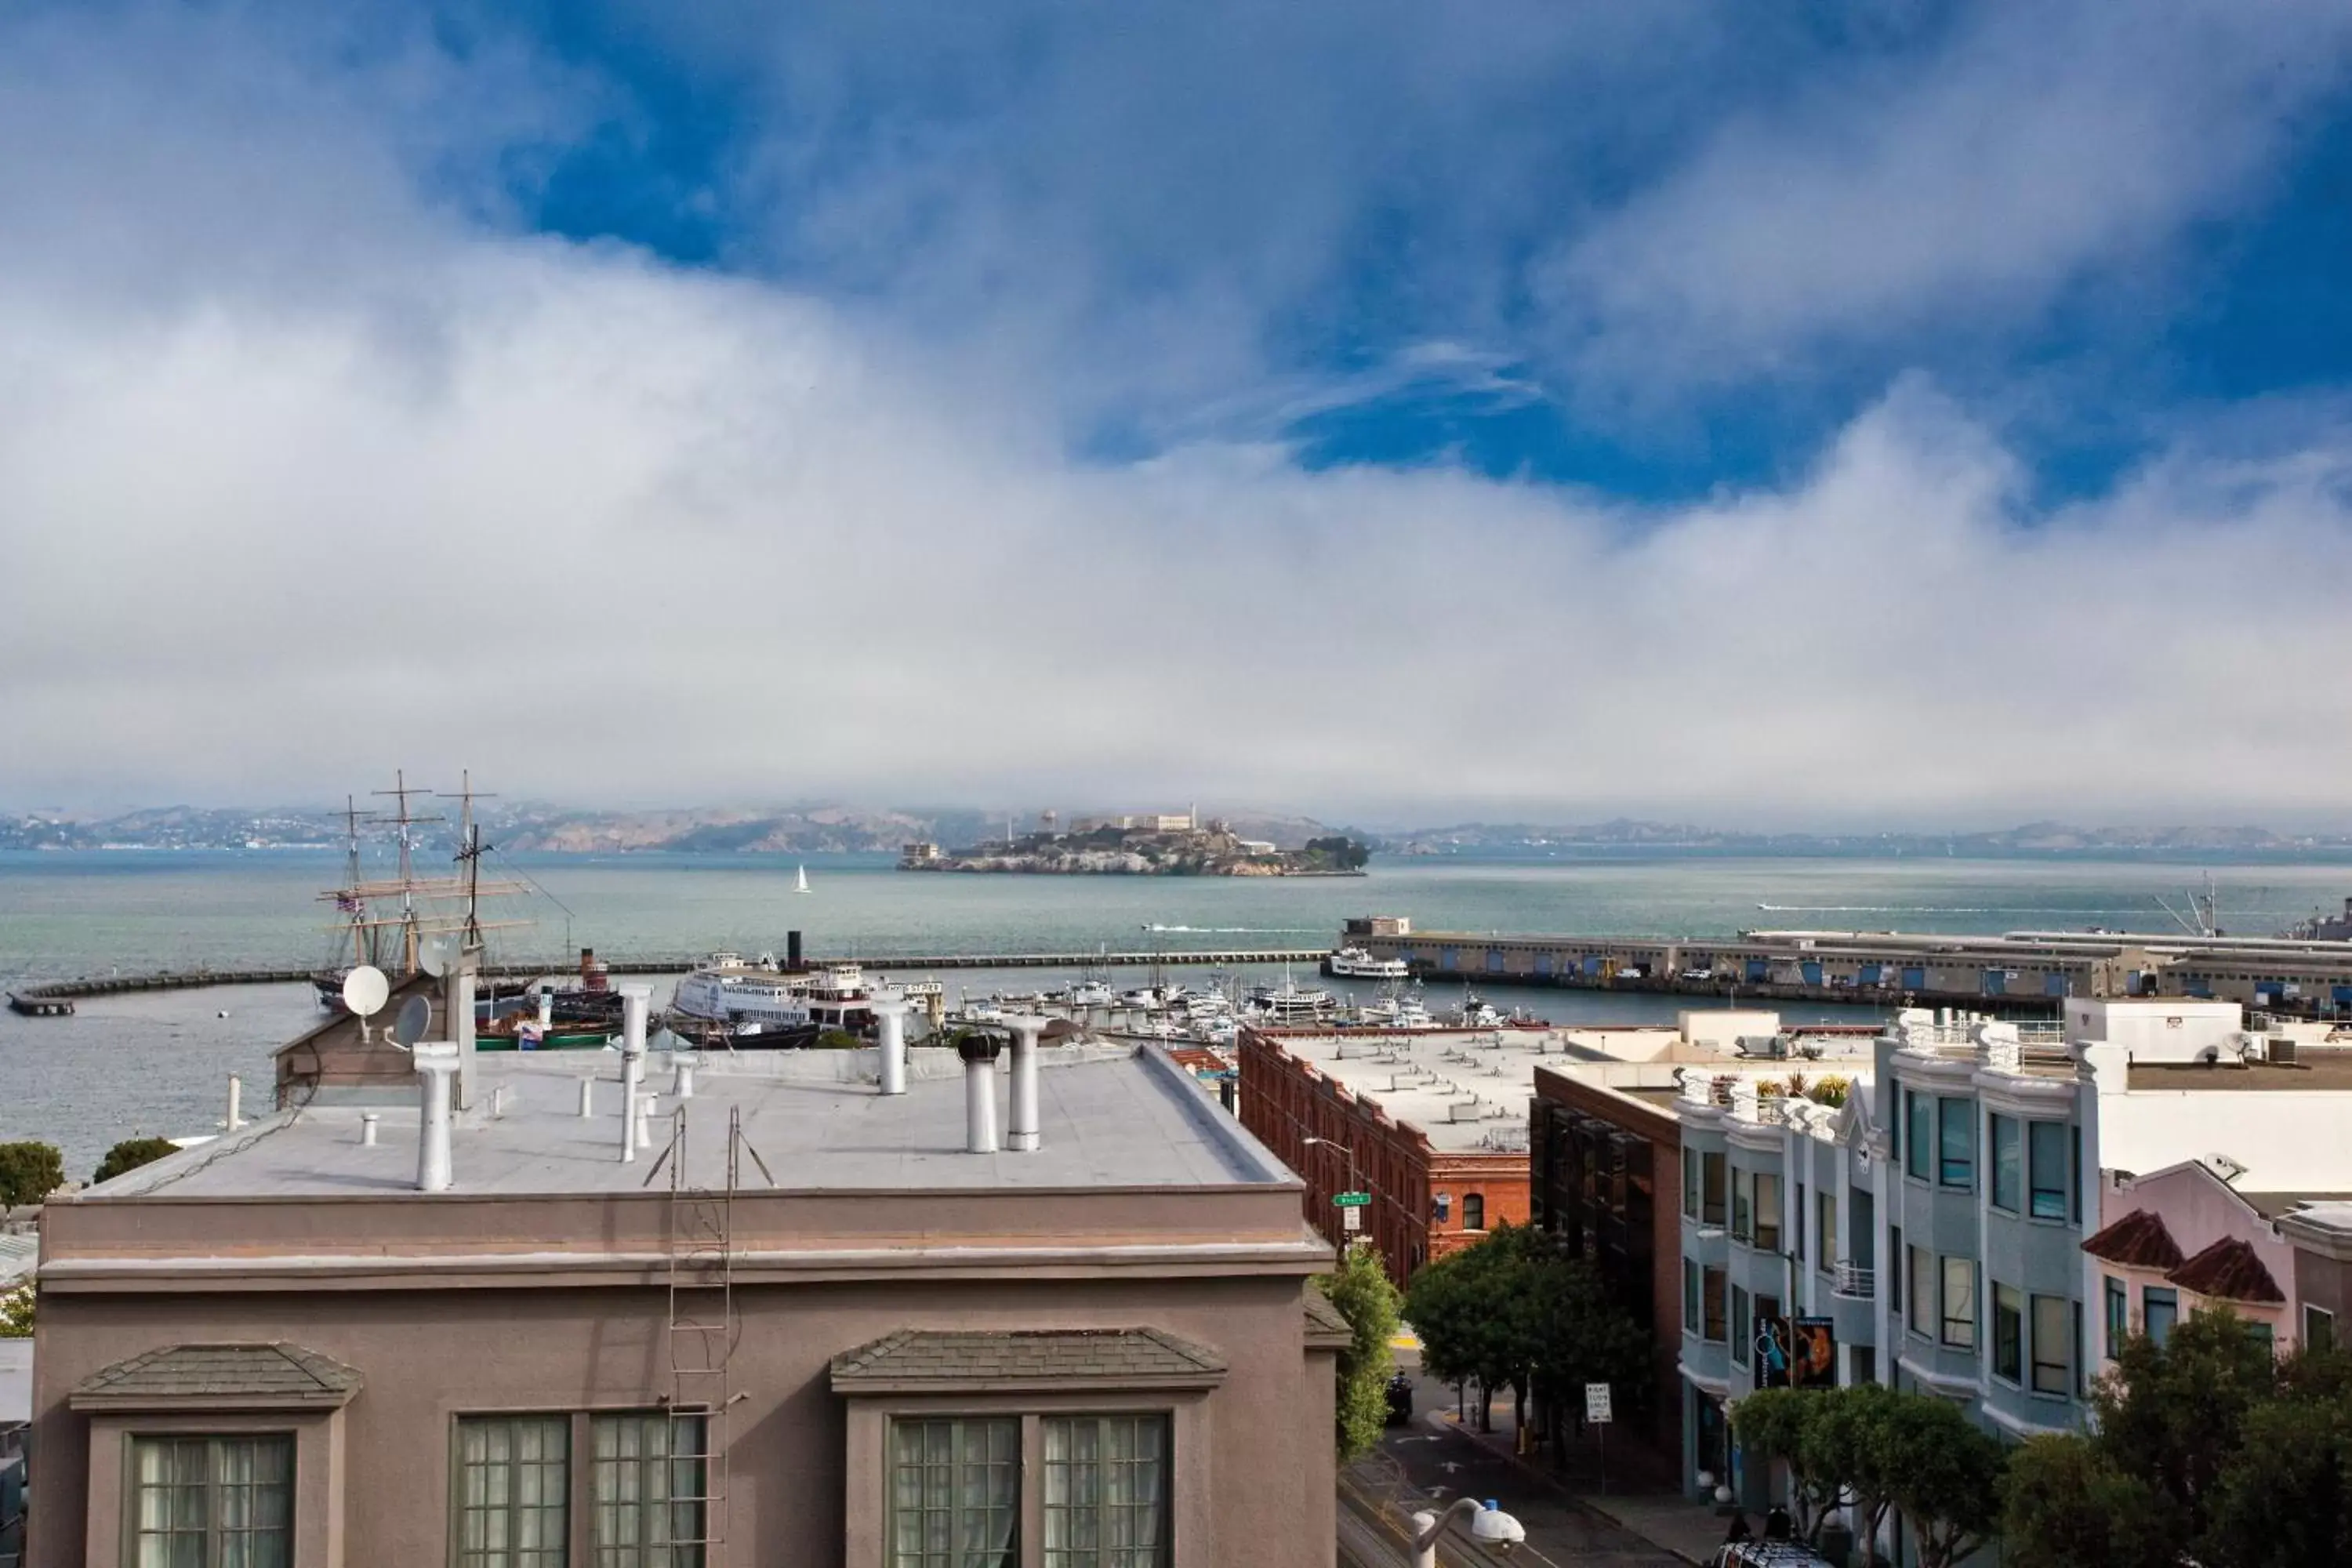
[2202,1367,2352,1568]
[1874,1393,2003,1568]
[1319,1243,1403,1461]
[0,1282,31,1338]
[2095,1305,2279,1538]
[1405,1236,1519,1430]
[94,1135,180,1185]
[1305,836,1370,870]
[0,1141,64,1209]
[2001,1434,2177,1568]
[1804,1383,1904,1559]
[1733,1388,1850,1544]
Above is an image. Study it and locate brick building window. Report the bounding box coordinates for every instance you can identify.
[130,1433,292,1568]
[1461,1193,1485,1232]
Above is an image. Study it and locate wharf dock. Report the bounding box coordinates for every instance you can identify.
[2,948,1330,1011]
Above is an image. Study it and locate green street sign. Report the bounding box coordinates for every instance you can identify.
[1332,1192,1370,1207]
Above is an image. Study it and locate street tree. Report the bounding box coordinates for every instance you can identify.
[94,1135,180,1185]
[0,1140,64,1209]
[1875,1392,2003,1568]
[2000,1434,2176,1568]
[1319,1243,1403,1461]
[1732,1388,1850,1544]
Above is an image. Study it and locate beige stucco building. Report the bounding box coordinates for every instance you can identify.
[29,1031,1341,1566]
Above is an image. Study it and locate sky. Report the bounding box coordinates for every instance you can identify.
[5,0,2352,828]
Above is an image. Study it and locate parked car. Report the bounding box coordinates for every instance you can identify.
[1384,1372,1414,1426]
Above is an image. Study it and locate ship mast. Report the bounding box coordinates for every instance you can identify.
[372,771,444,976]
[442,770,499,956]
[340,795,369,968]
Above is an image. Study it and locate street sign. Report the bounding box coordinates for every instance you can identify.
[1584,1382,1613,1423]
[1332,1191,1370,1207]
[1341,1205,1363,1233]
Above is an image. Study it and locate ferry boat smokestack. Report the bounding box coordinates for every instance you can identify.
[1004,1015,1047,1152]
[413,1042,458,1192]
[960,1033,1004,1153]
[787,930,803,971]
[873,996,911,1096]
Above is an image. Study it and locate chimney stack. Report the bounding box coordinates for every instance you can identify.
[873,996,912,1095]
[414,1041,459,1192]
[618,985,651,1164]
[960,1033,1004,1153]
[1004,1014,1048,1152]
[787,930,804,971]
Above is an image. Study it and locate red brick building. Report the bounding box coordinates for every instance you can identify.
[1238,1027,1531,1290]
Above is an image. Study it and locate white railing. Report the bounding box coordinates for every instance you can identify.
[1832,1261,1875,1299]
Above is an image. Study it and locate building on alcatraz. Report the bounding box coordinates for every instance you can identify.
[1659,996,2352,1561]
[27,996,1344,1568]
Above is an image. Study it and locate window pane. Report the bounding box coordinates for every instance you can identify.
[593,1413,705,1568]
[1993,1284,2023,1381]
[130,1436,292,1568]
[458,1416,570,1568]
[2310,1305,2337,1354]
[1044,1415,1169,1568]
[1731,1287,1750,1367]
[2144,1287,2178,1349]
[1754,1175,1781,1252]
[1906,1092,1931,1181]
[1817,1193,1837,1276]
[1701,1153,1726,1226]
[1939,1099,1973,1188]
[891,1418,1017,1568]
[1989,1116,2020,1211]
[2030,1294,2071,1394]
[1908,1247,1933,1337]
[2028,1123,2069,1220]
[1732,1170,1752,1243]
[1941,1257,1976,1348]
[1703,1268,1727,1342]
[2105,1276,2129,1359]
[1682,1149,1698,1218]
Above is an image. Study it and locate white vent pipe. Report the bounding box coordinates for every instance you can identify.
[225,1073,245,1132]
[618,985,651,1164]
[633,1091,655,1151]
[579,1076,597,1118]
[675,1057,696,1098]
[538,986,554,1028]
[414,1042,459,1192]
[873,997,912,1096]
[361,1112,379,1147]
[1004,1014,1048,1153]
[960,1034,1004,1153]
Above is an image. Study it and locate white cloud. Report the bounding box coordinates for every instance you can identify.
[4,3,2352,825]
[1542,0,2352,387]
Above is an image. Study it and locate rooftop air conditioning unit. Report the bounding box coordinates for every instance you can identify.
[2272,1037,2300,1065]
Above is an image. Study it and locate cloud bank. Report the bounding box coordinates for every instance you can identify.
[2,2,2351,826]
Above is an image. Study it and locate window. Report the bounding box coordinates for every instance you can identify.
[1817,1192,1838,1276]
[1754,1174,1781,1252]
[2249,1320,2276,1356]
[890,1417,1020,1568]
[129,1434,292,1568]
[1939,1098,1973,1188]
[457,1416,570,1568]
[1905,1091,1931,1181]
[1941,1258,1977,1349]
[1732,1169,1753,1242]
[2029,1123,2069,1221]
[1461,1192,1485,1232]
[2309,1305,2337,1353]
[2073,1301,2087,1398]
[1683,1258,1700,1334]
[1044,1415,1170,1568]
[2071,1124,2083,1222]
[1993,1284,2023,1382]
[1701,1152,1726,1226]
[592,1413,706,1568]
[1682,1149,1698,1219]
[2143,1287,2179,1349]
[1889,1225,1904,1313]
[1907,1247,1933,1338]
[1989,1115,2020,1211]
[1703,1268,1728,1342]
[2105,1276,2128,1359]
[1731,1287,1751,1366]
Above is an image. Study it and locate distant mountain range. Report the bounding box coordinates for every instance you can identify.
[9,805,2352,858]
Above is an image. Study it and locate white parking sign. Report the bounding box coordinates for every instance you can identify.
[1584,1382,1613,1423]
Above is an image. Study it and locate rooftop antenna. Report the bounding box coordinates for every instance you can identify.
[438,772,499,953]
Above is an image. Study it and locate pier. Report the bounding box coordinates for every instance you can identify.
[2,948,1332,1010]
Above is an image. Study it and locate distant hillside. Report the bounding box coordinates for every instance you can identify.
[1387,820,2352,856]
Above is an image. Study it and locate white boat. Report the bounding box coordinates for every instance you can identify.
[1118,987,1163,1010]
[1069,979,1114,1007]
[670,960,819,1047]
[1327,945,1409,980]
[1247,972,1334,1024]
[794,865,811,894]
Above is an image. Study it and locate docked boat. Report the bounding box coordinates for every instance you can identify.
[1247,973,1334,1024]
[1068,979,1115,1007]
[668,960,824,1048]
[1327,945,1409,981]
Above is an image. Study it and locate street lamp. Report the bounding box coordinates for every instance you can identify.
[1410,1498,1525,1566]
[1301,1135,1360,1194]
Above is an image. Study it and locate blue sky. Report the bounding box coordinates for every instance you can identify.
[5,0,2352,823]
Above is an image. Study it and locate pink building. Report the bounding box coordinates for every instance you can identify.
[2084,1158,2335,1361]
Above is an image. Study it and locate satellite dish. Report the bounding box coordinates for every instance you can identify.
[419,933,459,978]
[391,994,432,1047]
[342,965,391,1018]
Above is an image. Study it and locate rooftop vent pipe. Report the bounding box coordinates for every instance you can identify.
[1004,1014,1048,1153]
[618,985,651,1164]
[361,1112,380,1146]
[225,1073,245,1132]
[873,996,912,1096]
[413,1041,459,1192]
[960,1033,1004,1153]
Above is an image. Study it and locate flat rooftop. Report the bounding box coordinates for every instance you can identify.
[88,1044,1294,1200]
[2125,1053,2352,1093]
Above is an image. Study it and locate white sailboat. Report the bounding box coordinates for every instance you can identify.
[794,864,811,894]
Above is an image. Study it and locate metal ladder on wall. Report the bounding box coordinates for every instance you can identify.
[655,1102,765,1568]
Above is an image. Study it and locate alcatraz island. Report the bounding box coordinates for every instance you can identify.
[898,809,1370,877]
